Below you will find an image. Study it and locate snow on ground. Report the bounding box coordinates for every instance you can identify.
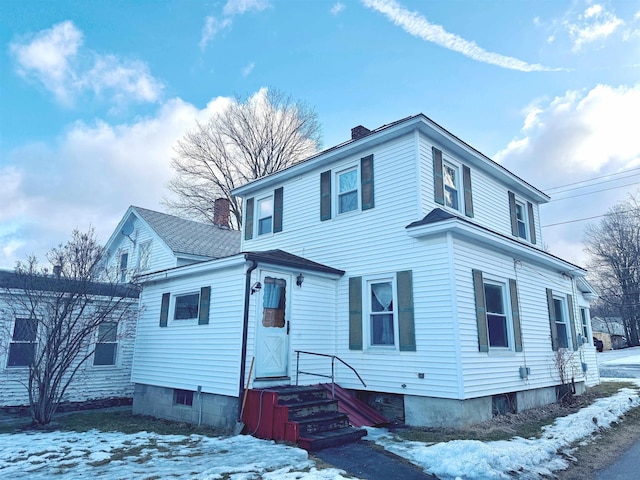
[365,380,640,480]
[0,429,354,479]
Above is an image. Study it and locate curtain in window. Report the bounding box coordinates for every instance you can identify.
[263,277,286,328]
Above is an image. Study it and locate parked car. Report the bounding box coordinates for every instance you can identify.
[593,337,604,352]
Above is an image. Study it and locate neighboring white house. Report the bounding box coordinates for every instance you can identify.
[0,202,241,408]
[103,202,241,282]
[0,270,139,407]
[130,114,600,429]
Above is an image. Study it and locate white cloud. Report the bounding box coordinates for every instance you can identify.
[242,62,255,77]
[199,0,269,50]
[331,3,345,15]
[495,83,640,265]
[565,3,624,51]
[0,95,234,268]
[223,0,270,17]
[361,0,561,72]
[10,21,163,107]
[199,16,233,51]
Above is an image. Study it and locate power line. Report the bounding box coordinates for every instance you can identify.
[544,166,640,191]
[548,172,640,195]
[541,208,638,227]
[549,181,640,202]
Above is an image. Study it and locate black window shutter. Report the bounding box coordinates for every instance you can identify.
[349,277,363,350]
[508,191,518,236]
[433,147,444,205]
[462,165,473,218]
[397,270,416,351]
[509,279,523,352]
[273,187,283,233]
[245,198,254,240]
[472,269,489,352]
[527,202,536,244]
[160,293,170,327]
[546,288,558,351]
[320,170,332,221]
[567,294,578,351]
[198,286,211,325]
[361,154,375,210]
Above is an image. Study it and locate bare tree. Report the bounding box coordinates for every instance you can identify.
[166,88,322,228]
[584,193,640,346]
[0,228,138,426]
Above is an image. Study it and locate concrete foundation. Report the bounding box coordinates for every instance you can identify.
[404,382,585,428]
[133,383,237,429]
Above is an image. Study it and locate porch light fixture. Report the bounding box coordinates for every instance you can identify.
[250,282,262,294]
[296,273,304,287]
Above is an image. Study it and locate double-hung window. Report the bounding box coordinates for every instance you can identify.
[368,278,396,347]
[580,308,590,339]
[94,322,117,366]
[7,318,37,367]
[320,155,374,221]
[337,167,359,214]
[257,196,274,235]
[484,281,510,348]
[443,161,460,211]
[515,201,528,239]
[119,251,129,282]
[546,289,577,351]
[432,147,473,216]
[473,270,523,353]
[553,297,569,349]
[508,191,537,244]
[137,241,151,271]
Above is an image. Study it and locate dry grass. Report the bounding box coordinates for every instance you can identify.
[393,382,635,444]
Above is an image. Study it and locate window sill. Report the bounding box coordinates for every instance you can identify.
[487,349,517,356]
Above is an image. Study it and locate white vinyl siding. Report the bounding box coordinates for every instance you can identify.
[418,133,543,248]
[132,265,245,398]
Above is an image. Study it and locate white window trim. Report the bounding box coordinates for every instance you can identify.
[364,274,399,351]
[483,278,515,353]
[580,307,591,343]
[256,194,274,237]
[514,198,530,241]
[93,322,118,367]
[441,156,462,213]
[119,250,129,282]
[554,296,571,349]
[137,240,152,271]
[335,164,360,216]
[172,291,201,323]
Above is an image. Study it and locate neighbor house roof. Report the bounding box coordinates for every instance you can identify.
[105,207,241,262]
[132,207,241,259]
[0,270,139,298]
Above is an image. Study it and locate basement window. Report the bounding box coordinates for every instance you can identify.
[492,392,517,416]
[174,389,194,406]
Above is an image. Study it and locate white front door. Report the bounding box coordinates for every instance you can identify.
[255,271,291,378]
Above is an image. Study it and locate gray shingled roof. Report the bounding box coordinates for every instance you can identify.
[132,207,241,259]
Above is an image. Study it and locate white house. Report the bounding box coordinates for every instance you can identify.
[130,114,600,433]
[103,202,241,282]
[0,203,240,408]
[0,270,139,407]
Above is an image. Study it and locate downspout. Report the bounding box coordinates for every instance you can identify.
[238,257,258,421]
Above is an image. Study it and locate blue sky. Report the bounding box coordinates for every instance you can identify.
[1,0,639,269]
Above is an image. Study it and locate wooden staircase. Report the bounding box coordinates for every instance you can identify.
[242,384,386,451]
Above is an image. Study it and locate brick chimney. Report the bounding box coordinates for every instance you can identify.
[213,198,230,229]
[351,125,371,140]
